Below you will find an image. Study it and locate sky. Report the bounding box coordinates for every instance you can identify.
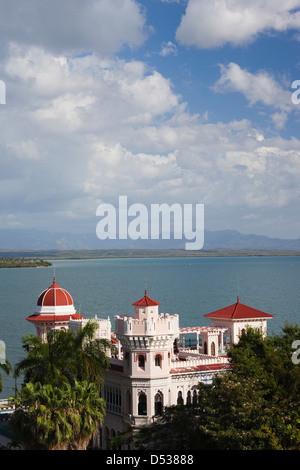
[0,0,300,242]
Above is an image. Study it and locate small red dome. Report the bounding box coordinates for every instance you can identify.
[37,276,74,307]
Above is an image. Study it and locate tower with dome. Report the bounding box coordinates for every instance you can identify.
[26,276,84,341]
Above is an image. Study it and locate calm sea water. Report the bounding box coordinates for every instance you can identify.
[1,256,300,397]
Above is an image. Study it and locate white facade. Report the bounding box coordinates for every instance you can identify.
[69,316,112,344]
[100,291,232,449]
[208,317,269,345]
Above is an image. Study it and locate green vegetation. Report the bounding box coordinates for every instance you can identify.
[1,248,300,261]
[3,321,300,450]
[122,324,300,451]
[0,257,52,268]
[9,380,105,450]
[0,361,12,394]
[8,321,113,450]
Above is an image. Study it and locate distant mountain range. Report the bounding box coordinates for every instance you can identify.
[0,228,300,251]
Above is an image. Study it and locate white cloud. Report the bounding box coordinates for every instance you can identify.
[84,142,182,200]
[271,112,289,129]
[176,0,300,49]
[4,46,180,133]
[159,41,178,57]
[214,62,294,115]
[0,0,146,58]
[1,43,300,236]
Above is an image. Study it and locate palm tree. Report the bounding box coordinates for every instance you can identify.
[69,320,111,389]
[9,380,106,450]
[68,380,106,450]
[10,320,111,449]
[14,320,112,389]
[14,329,75,387]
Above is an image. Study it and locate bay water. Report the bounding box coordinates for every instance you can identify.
[0,255,300,397]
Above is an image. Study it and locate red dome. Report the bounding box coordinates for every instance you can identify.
[37,276,74,307]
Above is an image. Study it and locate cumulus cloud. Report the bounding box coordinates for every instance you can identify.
[0,0,146,57]
[159,41,178,57]
[213,62,295,121]
[1,40,300,236]
[4,46,180,132]
[176,0,300,49]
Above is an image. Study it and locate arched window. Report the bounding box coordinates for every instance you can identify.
[211,341,216,356]
[138,392,147,415]
[187,390,191,406]
[177,391,183,405]
[204,341,208,354]
[138,354,145,369]
[155,392,163,415]
[192,389,198,405]
[155,354,162,367]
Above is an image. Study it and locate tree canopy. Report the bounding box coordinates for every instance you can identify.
[9,320,112,450]
[14,320,112,389]
[130,323,300,450]
[9,380,106,450]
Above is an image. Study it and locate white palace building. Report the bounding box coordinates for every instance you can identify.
[26,277,274,449]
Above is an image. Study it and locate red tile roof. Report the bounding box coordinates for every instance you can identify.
[26,313,84,322]
[204,297,274,320]
[132,290,160,307]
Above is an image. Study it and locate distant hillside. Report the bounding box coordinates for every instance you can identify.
[0,228,300,251]
[204,229,300,250]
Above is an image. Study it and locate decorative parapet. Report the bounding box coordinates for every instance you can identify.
[69,315,111,340]
[115,313,179,337]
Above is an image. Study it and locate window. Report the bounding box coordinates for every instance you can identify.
[138,354,145,369]
[155,354,162,367]
[155,392,163,415]
[177,391,183,405]
[138,393,147,415]
[104,385,122,414]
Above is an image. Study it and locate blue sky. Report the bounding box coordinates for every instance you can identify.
[0,0,300,243]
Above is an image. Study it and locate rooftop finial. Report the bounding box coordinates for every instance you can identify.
[52,269,57,287]
[236,273,239,302]
[145,276,147,295]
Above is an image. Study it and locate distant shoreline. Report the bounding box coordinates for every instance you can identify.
[0,257,52,268]
[0,248,300,264]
